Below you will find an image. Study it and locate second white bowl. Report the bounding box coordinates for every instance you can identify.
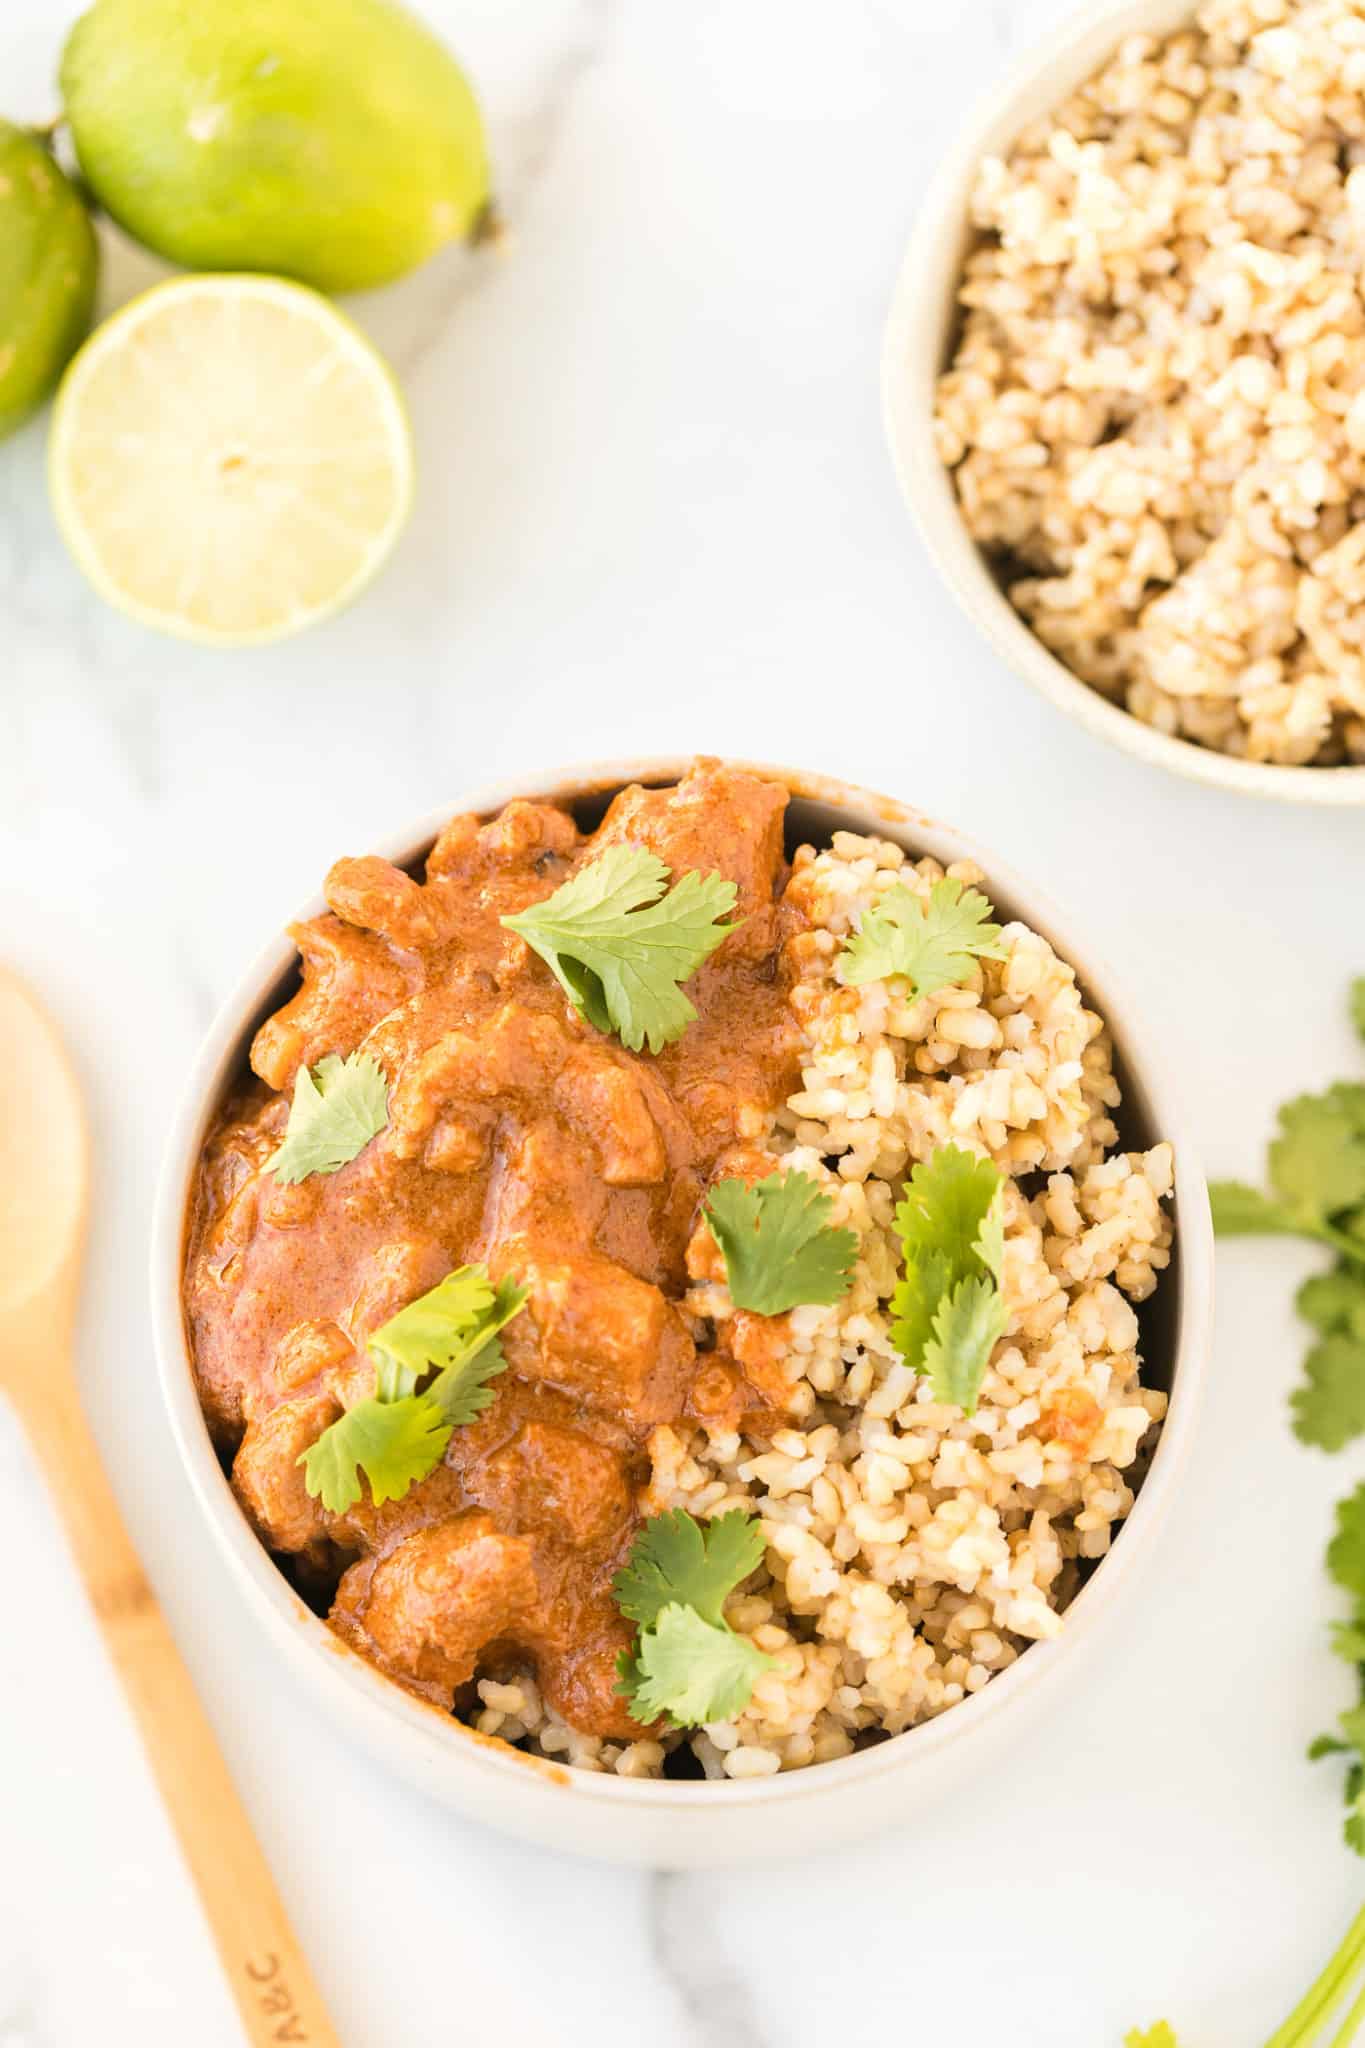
[882,0,1365,807]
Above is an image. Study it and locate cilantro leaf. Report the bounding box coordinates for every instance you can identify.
[1208,1180,1302,1237]
[425,1337,509,1427]
[894,1145,1005,1289]
[1323,1082,1365,1133]
[1330,1621,1365,1664]
[889,1246,952,1370]
[614,1604,774,1728]
[1212,1008,1365,1482]
[975,1188,1005,1288]
[921,1273,1008,1415]
[1352,979,1365,1045]
[612,1509,764,1632]
[1314,1692,1365,1852]
[502,845,739,1054]
[1270,1095,1365,1228]
[1213,1114,1365,1270]
[298,1263,528,1512]
[1316,1477,1365,1857]
[840,876,1006,997]
[703,1171,857,1316]
[1347,1791,1365,1856]
[889,1145,1005,1374]
[299,1394,452,1513]
[369,1267,527,1401]
[1299,1270,1365,1343]
[1291,1337,1365,1452]
[1329,1485,1365,1604]
[267,1050,389,1184]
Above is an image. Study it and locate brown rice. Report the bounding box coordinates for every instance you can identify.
[934,0,1365,766]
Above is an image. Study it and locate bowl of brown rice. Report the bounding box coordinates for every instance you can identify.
[885,0,1365,802]
[152,758,1212,1865]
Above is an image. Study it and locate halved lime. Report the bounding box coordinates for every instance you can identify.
[48,274,414,644]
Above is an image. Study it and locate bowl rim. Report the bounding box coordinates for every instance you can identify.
[880,0,1365,807]
[150,754,1214,1810]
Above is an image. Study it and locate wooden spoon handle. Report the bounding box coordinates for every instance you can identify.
[9,1363,343,2048]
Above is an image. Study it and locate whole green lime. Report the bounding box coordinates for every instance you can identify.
[0,121,98,441]
[60,0,491,295]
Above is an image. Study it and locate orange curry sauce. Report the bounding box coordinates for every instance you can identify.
[184,764,807,1739]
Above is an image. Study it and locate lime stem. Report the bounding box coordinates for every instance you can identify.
[470,198,506,248]
[1263,1904,1365,2048]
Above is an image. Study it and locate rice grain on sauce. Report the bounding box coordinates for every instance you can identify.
[475,831,1174,1779]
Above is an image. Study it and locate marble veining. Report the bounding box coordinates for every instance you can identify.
[648,1872,774,2048]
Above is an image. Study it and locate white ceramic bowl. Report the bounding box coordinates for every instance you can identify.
[151,758,1213,1867]
[882,0,1365,807]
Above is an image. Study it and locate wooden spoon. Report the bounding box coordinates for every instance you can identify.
[0,968,341,2048]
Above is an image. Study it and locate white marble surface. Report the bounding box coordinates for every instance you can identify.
[3,0,1365,2041]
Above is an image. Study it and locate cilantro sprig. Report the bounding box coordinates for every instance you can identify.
[612,1510,773,1728]
[841,876,1007,997]
[501,845,739,1055]
[703,1169,857,1316]
[268,1049,390,1184]
[1212,984,1365,1449]
[1212,980,1365,1866]
[299,1266,527,1513]
[1135,981,1365,2043]
[889,1144,1007,1415]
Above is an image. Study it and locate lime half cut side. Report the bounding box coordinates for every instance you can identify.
[48,274,414,645]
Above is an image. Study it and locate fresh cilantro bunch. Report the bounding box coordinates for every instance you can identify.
[841,876,1006,998]
[703,1169,857,1316]
[612,1509,773,1728]
[1211,982,1365,1869]
[502,844,739,1054]
[890,1144,1007,1414]
[300,1266,527,1513]
[268,1049,390,1183]
[1211,983,1365,1450]
[1128,986,1365,2042]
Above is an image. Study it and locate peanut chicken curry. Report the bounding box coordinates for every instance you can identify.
[184,764,806,1743]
